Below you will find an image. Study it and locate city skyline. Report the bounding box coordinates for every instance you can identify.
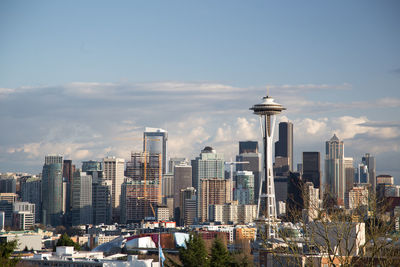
[0,1,399,181]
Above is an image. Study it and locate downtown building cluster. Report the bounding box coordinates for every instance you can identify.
[1,99,400,266]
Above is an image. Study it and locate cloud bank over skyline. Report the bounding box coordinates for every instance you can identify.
[1,81,399,181]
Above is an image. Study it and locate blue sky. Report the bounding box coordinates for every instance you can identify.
[0,1,399,181]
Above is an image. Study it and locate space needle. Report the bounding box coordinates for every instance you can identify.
[250,90,285,238]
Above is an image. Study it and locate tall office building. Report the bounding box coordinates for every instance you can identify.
[13,202,35,228]
[275,122,293,172]
[82,160,112,225]
[0,193,18,226]
[191,146,224,222]
[200,178,232,222]
[0,178,16,193]
[122,152,162,222]
[362,153,376,191]
[162,173,174,199]
[72,171,92,225]
[344,158,355,202]
[325,134,345,205]
[302,152,321,193]
[173,162,192,222]
[144,127,168,174]
[236,142,262,205]
[45,155,63,165]
[62,159,75,220]
[20,176,41,223]
[356,163,369,184]
[235,171,255,205]
[42,155,64,226]
[168,157,186,173]
[180,187,196,226]
[103,156,125,221]
[239,141,259,154]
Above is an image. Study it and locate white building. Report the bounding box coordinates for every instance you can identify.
[103,156,125,220]
[209,203,257,224]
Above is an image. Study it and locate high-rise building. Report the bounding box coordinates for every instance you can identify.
[200,178,231,222]
[209,203,257,224]
[82,160,112,225]
[168,157,186,174]
[239,141,259,154]
[62,159,75,222]
[45,155,63,165]
[235,171,255,205]
[0,193,18,226]
[303,182,320,222]
[72,171,92,225]
[346,186,368,210]
[302,152,321,193]
[250,94,286,238]
[42,155,64,226]
[325,134,345,205]
[162,173,174,199]
[144,127,168,174]
[103,156,125,222]
[180,187,196,226]
[286,172,303,222]
[122,152,162,223]
[20,176,41,223]
[344,157,355,194]
[173,162,192,222]
[13,202,35,230]
[0,178,16,193]
[275,122,293,172]
[191,146,224,221]
[236,150,262,205]
[362,153,376,190]
[356,163,369,184]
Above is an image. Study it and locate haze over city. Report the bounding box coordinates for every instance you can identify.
[1,0,399,180]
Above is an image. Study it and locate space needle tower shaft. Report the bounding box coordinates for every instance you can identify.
[250,91,286,236]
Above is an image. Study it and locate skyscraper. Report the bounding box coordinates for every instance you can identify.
[302,152,321,191]
[200,178,232,222]
[122,152,162,222]
[235,171,255,205]
[82,160,111,225]
[362,153,376,191]
[103,156,125,222]
[191,146,224,222]
[236,145,262,205]
[173,162,192,222]
[20,176,41,223]
[72,171,92,225]
[325,134,345,205]
[42,155,64,226]
[239,141,259,154]
[168,157,186,173]
[144,127,168,174]
[275,122,293,172]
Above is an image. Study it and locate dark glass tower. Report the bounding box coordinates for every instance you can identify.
[302,152,321,191]
[42,160,63,226]
[239,141,259,154]
[275,122,293,172]
[362,153,376,191]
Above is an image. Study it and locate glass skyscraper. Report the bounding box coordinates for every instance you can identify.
[42,155,63,226]
[191,146,224,222]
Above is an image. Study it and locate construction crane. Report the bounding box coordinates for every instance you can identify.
[224,159,249,200]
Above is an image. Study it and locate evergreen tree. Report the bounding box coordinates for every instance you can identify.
[0,240,20,267]
[56,233,81,251]
[210,238,231,267]
[179,233,209,267]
